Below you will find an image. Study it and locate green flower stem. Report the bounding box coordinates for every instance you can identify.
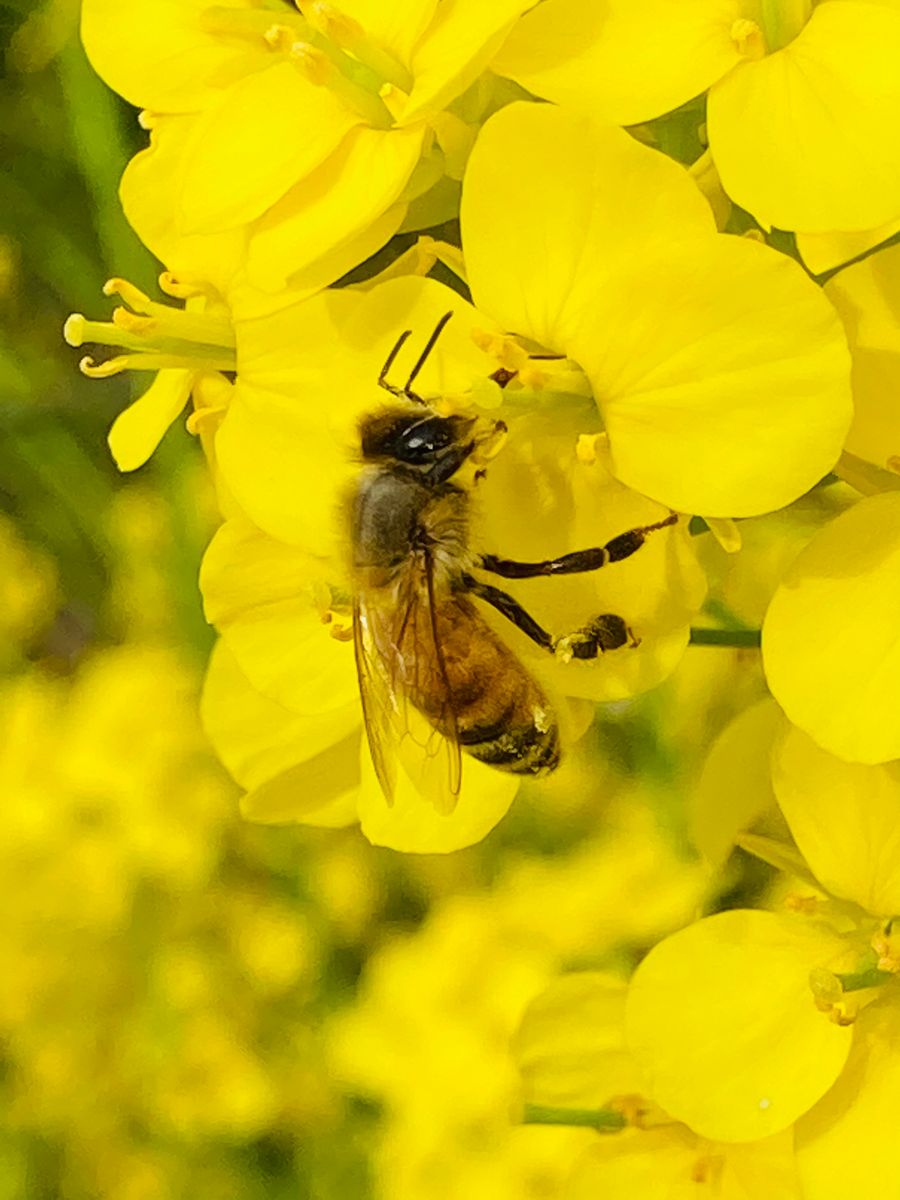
[689,628,762,648]
[521,1104,627,1133]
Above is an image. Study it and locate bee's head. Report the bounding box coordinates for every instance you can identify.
[359,407,480,481]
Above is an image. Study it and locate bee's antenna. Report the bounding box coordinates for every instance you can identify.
[403,311,454,398]
[378,328,413,396]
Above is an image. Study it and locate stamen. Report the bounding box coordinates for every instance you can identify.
[158,272,213,302]
[355,236,439,290]
[296,0,413,91]
[68,278,238,380]
[471,330,531,374]
[79,352,235,379]
[730,18,766,59]
[576,432,607,465]
[872,929,900,973]
[289,39,393,127]
[703,517,742,554]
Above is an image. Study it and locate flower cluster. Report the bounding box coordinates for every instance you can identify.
[64,1,900,1191]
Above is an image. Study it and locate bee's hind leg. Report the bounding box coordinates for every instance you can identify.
[554,614,639,663]
[462,577,638,660]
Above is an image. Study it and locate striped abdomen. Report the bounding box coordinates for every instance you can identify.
[409,595,560,776]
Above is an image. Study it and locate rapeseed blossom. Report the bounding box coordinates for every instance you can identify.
[616,721,900,1197]
[80,0,532,289]
[516,972,802,1198]
[497,0,900,235]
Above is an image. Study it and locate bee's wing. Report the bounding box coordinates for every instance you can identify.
[353,554,462,814]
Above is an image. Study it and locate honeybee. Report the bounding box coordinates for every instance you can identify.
[351,313,677,811]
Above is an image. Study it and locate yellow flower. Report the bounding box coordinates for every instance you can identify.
[496,0,900,234]
[63,274,236,470]
[459,103,851,517]
[762,490,900,764]
[80,0,531,289]
[216,103,851,535]
[516,972,803,1199]
[768,725,900,1200]
[624,719,900,1165]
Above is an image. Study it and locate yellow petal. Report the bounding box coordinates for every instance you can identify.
[81,0,269,111]
[690,698,783,869]
[400,0,532,124]
[200,518,360,714]
[246,124,423,290]
[796,217,900,277]
[772,724,900,916]
[218,276,490,549]
[824,242,900,472]
[719,1132,804,1200]
[357,741,518,852]
[625,910,852,1141]
[462,102,715,350]
[796,1001,900,1200]
[178,62,361,233]
[762,491,900,763]
[570,1128,803,1200]
[201,641,360,827]
[515,973,644,1109]
[120,116,246,293]
[708,2,900,231]
[494,0,741,125]
[340,0,438,63]
[108,368,194,471]
[568,234,852,517]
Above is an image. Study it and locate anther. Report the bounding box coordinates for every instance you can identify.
[79,354,130,379]
[289,40,332,85]
[296,1,364,46]
[731,18,766,59]
[63,314,86,347]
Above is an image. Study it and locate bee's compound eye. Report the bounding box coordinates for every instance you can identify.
[397,417,454,463]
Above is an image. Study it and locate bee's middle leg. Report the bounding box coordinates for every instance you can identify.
[462,577,638,659]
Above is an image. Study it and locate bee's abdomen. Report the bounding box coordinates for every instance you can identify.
[463,710,560,775]
[431,598,560,777]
